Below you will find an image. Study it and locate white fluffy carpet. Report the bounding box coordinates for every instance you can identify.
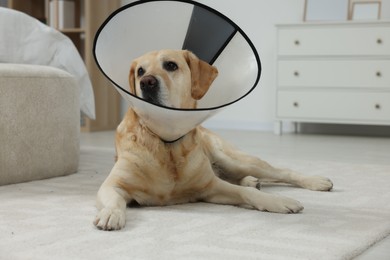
[1,147,390,260]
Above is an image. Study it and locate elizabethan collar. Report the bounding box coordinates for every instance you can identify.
[94,0,261,142]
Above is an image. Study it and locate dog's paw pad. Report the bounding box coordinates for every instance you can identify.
[240,176,261,190]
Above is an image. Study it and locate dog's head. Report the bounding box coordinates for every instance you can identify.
[129,50,218,109]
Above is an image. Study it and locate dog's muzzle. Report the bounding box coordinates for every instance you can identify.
[140,75,161,105]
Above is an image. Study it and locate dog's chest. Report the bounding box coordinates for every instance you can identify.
[130,142,213,206]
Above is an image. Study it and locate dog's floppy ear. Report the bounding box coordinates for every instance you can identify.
[129,61,137,94]
[184,50,218,100]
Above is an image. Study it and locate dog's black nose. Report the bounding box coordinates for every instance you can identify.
[140,75,158,92]
[140,75,161,105]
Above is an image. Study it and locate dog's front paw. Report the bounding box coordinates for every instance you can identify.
[252,192,304,214]
[93,208,126,231]
[264,195,304,214]
[301,176,333,191]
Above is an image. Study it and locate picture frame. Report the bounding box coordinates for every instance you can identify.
[303,0,349,21]
[348,0,382,20]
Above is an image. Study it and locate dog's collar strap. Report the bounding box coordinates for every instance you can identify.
[161,135,185,144]
[141,122,184,144]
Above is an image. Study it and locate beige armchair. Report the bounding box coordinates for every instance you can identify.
[0,63,79,185]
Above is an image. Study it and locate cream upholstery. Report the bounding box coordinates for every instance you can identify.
[0,64,79,185]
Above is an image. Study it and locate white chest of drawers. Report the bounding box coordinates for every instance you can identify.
[275,22,390,134]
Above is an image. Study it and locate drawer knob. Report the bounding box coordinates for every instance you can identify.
[293,102,299,107]
[375,104,381,110]
[294,40,300,46]
[377,38,383,44]
[376,71,382,77]
[294,71,300,77]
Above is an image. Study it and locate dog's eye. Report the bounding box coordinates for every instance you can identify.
[163,61,178,72]
[137,67,145,77]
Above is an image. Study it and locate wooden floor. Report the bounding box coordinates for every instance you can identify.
[81,129,390,259]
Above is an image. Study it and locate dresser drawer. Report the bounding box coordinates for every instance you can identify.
[278,60,390,88]
[277,91,390,122]
[278,25,390,56]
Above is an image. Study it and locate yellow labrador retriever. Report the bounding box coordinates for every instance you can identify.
[94,49,333,231]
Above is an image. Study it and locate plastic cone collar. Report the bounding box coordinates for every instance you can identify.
[94,0,261,141]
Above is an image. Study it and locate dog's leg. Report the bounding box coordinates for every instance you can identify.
[94,185,127,231]
[94,161,130,231]
[204,131,332,191]
[203,178,303,213]
[215,150,333,191]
